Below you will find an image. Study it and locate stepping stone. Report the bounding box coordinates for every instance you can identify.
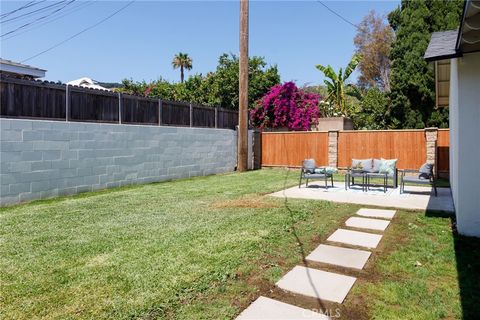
[327,229,383,249]
[236,296,330,320]
[356,208,396,219]
[276,265,356,303]
[345,217,390,231]
[306,244,371,270]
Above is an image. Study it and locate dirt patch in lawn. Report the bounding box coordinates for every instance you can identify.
[210,196,280,209]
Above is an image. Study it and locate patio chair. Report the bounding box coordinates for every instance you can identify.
[299,159,334,188]
[400,163,437,196]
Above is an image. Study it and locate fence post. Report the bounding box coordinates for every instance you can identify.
[158,99,162,126]
[65,84,69,122]
[189,103,193,127]
[328,130,339,168]
[425,127,438,176]
[252,129,262,169]
[215,107,218,128]
[118,92,122,124]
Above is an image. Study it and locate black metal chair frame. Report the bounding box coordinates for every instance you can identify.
[299,168,334,189]
[400,169,438,196]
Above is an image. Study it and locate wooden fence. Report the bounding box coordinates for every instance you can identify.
[0,76,238,129]
[261,129,450,176]
[261,132,329,167]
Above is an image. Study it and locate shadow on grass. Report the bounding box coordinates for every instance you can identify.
[425,210,480,320]
[281,169,326,314]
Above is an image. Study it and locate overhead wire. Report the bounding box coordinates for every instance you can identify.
[0,1,41,19]
[316,0,360,30]
[1,0,76,38]
[21,1,135,63]
[2,1,96,41]
[1,0,67,24]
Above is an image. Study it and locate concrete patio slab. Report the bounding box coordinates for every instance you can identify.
[327,229,383,249]
[356,208,396,219]
[345,217,390,231]
[236,296,330,320]
[306,244,371,270]
[269,182,454,212]
[276,265,356,303]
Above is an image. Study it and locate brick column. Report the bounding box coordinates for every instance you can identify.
[425,127,438,174]
[328,130,339,167]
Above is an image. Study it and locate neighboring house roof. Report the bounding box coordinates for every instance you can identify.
[0,58,46,78]
[67,77,110,91]
[425,0,480,61]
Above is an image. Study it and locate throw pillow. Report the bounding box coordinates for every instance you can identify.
[351,159,373,172]
[372,158,382,172]
[418,162,433,179]
[323,166,338,175]
[303,159,316,174]
[379,158,397,175]
[314,168,325,174]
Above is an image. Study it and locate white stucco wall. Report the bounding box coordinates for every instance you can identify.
[449,52,480,237]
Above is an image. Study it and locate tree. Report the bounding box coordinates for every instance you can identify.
[387,0,463,129]
[250,82,321,131]
[172,52,192,83]
[118,53,280,110]
[354,10,394,91]
[316,54,361,116]
[352,87,389,129]
[210,53,280,109]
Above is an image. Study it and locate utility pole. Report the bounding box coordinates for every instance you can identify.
[238,0,249,171]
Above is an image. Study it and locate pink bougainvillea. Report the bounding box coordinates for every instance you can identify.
[250,82,321,131]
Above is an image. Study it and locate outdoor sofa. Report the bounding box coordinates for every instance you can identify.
[400,163,438,196]
[345,158,398,191]
[299,159,335,188]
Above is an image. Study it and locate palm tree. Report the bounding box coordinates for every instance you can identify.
[316,54,361,116]
[172,53,193,83]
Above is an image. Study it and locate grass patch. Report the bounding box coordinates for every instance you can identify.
[0,169,356,319]
[0,168,473,319]
[347,210,480,319]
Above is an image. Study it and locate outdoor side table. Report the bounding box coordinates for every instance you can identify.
[345,170,367,191]
[365,172,388,193]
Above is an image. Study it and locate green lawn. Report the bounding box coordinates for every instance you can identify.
[0,169,476,319]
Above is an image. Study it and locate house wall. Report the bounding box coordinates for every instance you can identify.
[449,52,480,237]
[0,119,237,206]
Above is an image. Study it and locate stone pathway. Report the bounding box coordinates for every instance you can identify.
[236,207,396,319]
[306,244,371,270]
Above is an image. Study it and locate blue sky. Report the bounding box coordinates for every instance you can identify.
[1,1,399,85]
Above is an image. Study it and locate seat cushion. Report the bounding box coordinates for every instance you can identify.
[305,173,329,178]
[352,159,373,171]
[403,176,431,184]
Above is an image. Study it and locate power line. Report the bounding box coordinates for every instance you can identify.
[0,1,41,19]
[1,1,67,24]
[21,1,135,63]
[2,1,96,41]
[316,1,359,30]
[1,0,76,38]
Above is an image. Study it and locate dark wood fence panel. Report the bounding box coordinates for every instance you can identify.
[261,132,329,167]
[0,77,238,129]
[69,88,118,122]
[218,108,238,129]
[338,130,426,169]
[437,129,449,176]
[161,101,190,126]
[192,105,215,127]
[0,77,66,120]
[122,95,158,124]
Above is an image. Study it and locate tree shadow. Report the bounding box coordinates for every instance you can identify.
[282,169,326,313]
[425,210,480,320]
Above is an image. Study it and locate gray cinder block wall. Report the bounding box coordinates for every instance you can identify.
[0,119,237,206]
